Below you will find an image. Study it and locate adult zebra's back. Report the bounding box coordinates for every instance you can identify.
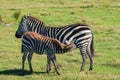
[15,15,94,71]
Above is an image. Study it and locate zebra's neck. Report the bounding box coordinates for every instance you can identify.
[45,27,56,38]
[27,23,47,36]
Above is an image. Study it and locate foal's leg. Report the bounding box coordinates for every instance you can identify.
[46,54,58,73]
[46,55,51,74]
[28,52,33,73]
[22,52,27,73]
[54,55,59,69]
[48,55,58,70]
[50,55,60,75]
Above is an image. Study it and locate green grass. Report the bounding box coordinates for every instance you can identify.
[0,0,120,80]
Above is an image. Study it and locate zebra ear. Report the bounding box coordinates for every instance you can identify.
[22,15,28,22]
[23,15,27,19]
[28,13,31,16]
[24,13,31,19]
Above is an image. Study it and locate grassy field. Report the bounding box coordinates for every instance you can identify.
[0,0,120,80]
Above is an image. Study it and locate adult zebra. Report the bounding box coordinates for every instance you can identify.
[15,15,94,71]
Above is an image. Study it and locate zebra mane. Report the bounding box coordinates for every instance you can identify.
[24,15,46,26]
[23,31,52,41]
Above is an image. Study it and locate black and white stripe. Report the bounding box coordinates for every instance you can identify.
[22,32,73,75]
[15,15,94,71]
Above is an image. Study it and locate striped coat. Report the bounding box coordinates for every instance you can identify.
[22,32,73,75]
[15,15,94,71]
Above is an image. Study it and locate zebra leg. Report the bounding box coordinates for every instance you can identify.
[87,51,93,71]
[28,52,33,73]
[53,55,59,69]
[46,55,51,74]
[52,54,59,74]
[50,55,60,75]
[79,47,87,71]
[22,52,27,73]
[86,40,93,71]
[46,54,58,73]
[47,48,60,75]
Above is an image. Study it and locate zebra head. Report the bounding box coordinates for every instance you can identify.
[15,15,47,38]
[15,15,28,38]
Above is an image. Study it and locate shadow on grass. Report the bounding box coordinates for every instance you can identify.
[0,69,46,76]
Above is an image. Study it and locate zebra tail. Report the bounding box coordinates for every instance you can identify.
[91,33,94,57]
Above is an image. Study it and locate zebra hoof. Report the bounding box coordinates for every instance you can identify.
[80,68,84,72]
[56,71,60,75]
[30,70,33,73]
[46,70,50,74]
[48,68,51,71]
[89,67,93,71]
[56,72,60,75]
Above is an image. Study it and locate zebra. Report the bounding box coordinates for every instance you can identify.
[22,32,74,75]
[15,15,94,71]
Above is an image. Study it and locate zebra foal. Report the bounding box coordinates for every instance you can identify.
[21,32,73,75]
